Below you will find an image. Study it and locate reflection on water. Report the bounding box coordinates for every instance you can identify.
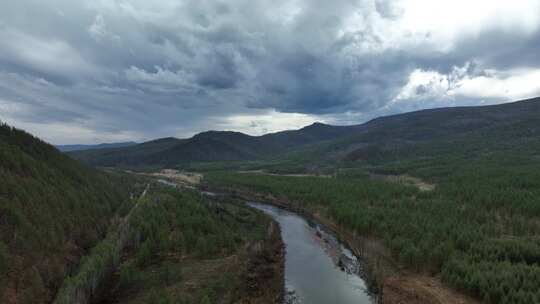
[249,202,375,304]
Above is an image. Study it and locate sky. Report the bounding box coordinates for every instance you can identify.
[0,0,539,144]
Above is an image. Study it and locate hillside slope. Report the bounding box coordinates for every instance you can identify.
[68,97,540,169]
[356,96,539,146]
[69,122,363,168]
[285,97,540,167]
[0,123,136,304]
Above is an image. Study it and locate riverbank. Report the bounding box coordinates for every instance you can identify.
[205,185,479,304]
[242,220,285,303]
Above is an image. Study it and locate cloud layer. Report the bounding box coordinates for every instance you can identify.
[0,0,539,144]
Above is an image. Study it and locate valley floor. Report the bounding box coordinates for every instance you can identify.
[53,183,284,304]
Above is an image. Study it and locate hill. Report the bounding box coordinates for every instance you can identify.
[56,142,137,152]
[68,97,540,170]
[68,122,363,168]
[0,123,137,303]
[305,97,540,168]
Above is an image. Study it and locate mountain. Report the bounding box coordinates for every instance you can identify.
[68,122,363,168]
[0,123,135,303]
[312,97,540,164]
[68,97,540,169]
[56,141,137,152]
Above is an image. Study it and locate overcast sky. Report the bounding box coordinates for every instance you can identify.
[1,0,539,144]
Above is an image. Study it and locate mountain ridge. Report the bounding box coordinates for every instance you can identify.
[67,97,540,168]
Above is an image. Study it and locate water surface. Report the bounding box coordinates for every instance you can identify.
[249,202,374,304]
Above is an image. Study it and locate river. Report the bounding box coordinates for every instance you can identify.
[248,202,375,304]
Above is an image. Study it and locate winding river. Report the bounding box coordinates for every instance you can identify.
[248,202,375,304]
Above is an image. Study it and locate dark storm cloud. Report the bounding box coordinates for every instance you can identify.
[453,28,540,70]
[248,48,414,114]
[0,0,539,143]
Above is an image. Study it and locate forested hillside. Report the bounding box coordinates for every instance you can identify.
[68,122,362,168]
[68,97,540,171]
[0,123,284,304]
[0,123,140,303]
[302,97,540,165]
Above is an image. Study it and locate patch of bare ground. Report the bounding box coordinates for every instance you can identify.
[383,276,479,304]
[134,169,203,187]
[213,187,478,304]
[152,169,202,184]
[240,220,285,303]
[370,173,436,191]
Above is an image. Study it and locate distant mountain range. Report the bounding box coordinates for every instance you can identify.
[67,122,363,167]
[57,141,138,152]
[67,97,540,169]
